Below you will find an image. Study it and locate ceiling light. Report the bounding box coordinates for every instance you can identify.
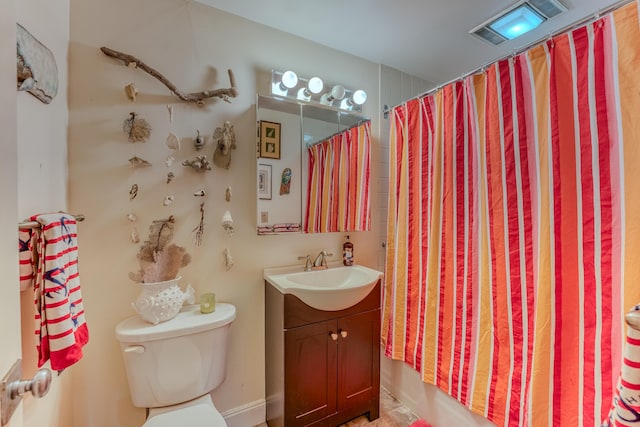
[489,4,544,40]
[470,0,567,45]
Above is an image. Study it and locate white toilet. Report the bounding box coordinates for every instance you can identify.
[115,303,236,426]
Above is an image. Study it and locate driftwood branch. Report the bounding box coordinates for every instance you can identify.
[100,46,238,105]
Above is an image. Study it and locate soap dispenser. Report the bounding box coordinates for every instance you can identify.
[343,235,354,266]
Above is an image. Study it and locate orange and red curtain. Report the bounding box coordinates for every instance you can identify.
[382,3,640,426]
[304,121,371,233]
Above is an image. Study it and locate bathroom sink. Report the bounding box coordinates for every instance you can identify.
[263,264,383,311]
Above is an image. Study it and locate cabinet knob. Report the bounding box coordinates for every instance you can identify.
[340,330,348,338]
[330,332,339,341]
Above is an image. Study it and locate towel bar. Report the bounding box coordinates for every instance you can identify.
[18,214,85,229]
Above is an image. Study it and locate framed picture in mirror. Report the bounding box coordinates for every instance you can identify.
[258,163,272,200]
[259,120,281,159]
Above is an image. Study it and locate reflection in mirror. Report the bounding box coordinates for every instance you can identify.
[256,95,370,235]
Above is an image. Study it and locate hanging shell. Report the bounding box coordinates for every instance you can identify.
[166,104,174,123]
[166,132,180,151]
[163,195,175,206]
[166,172,175,184]
[225,187,232,202]
[182,155,212,172]
[194,130,205,150]
[165,156,175,167]
[193,189,206,197]
[123,112,151,143]
[129,184,139,200]
[124,83,138,102]
[127,213,137,222]
[130,228,140,243]
[129,156,152,168]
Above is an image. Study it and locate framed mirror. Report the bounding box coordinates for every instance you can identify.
[256,95,370,235]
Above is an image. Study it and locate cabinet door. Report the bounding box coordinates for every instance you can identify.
[337,309,380,412]
[285,320,338,426]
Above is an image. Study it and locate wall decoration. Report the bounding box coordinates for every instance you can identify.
[194,130,205,150]
[16,23,58,104]
[280,168,292,195]
[258,163,272,200]
[223,248,234,271]
[100,46,238,105]
[259,121,281,159]
[124,83,138,102]
[221,210,234,235]
[128,156,152,168]
[225,187,232,202]
[123,112,151,142]
[182,155,212,172]
[193,202,205,246]
[166,132,180,151]
[212,121,236,169]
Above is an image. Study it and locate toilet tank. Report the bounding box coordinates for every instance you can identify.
[115,303,236,408]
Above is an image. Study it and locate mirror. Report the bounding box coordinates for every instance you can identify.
[256,95,369,235]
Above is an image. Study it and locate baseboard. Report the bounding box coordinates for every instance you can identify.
[222,398,266,427]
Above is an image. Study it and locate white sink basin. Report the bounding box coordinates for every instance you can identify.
[264,264,383,311]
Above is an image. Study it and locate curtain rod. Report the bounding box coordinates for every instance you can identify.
[383,0,634,118]
[19,214,85,229]
[307,118,371,147]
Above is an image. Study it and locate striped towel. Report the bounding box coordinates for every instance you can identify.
[604,305,640,426]
[18,228,35,291]
[31,213,89,371]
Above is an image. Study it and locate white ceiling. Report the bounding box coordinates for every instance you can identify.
[196,0,626,88]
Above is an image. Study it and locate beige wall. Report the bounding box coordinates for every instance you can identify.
[67,0,381,425]
[0,0,21,423]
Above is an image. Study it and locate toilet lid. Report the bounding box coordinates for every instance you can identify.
[143,403,226,427]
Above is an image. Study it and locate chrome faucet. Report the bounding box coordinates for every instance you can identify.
[312,250,333,269]
[298,255,312,272]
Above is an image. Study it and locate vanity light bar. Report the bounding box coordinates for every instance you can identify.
[271,70,366,112]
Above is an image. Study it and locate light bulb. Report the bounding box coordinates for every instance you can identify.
[281,70,298,89]
[352,89,367,105]
[297,77,324,101]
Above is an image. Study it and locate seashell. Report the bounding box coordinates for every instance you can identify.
[223,248,234,271]
[166,132,180,151]
[166,105,174,123]
[166,172,175,184]
[221,210,234,235]
[193,189,206,197]
[182,155,212,172]
[127,213,137,222]
[130,228,140,243]
[165,156,175,167]
[129,184,138,200]
[194,130,205,150]
[124,83,138,102]
[225,187,232,202]
[129,156,152,168]
[163,195,175,206]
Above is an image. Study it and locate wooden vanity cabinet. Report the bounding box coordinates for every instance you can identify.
[265,280,381,427]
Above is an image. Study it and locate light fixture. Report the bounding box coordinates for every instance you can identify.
[470,0,567,45]
[297,77,324,101]
[320,85,346,106]
[270,70,366,112]
[272,70,298,96]
[489,4,544,40]
[340,89,367,110]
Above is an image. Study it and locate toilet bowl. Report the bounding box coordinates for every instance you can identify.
[115,303,236,426]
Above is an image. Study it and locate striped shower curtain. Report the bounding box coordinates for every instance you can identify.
[382,3,640,426]
[304,121,371,233]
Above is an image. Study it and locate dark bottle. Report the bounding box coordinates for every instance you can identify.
[343,235,354,266]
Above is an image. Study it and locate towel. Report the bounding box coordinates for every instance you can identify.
[18,228,35,291]
[30,213,89,371]
[409,421,432,427]
[603,305,640,426]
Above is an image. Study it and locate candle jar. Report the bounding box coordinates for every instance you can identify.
[200,292,216,314]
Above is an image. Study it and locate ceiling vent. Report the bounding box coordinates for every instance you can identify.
[470,0,568,45]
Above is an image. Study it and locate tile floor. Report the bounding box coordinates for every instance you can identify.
[256,387,419,427]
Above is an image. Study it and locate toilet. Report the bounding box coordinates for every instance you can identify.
[115,303,236,426]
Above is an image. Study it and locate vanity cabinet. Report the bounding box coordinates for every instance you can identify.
[265,280,381,427]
